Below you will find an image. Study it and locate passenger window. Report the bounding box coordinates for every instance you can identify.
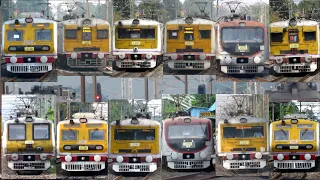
[65,29,77,39]
[200,30,211,39]
[304,32,316,41]
[7,30,23,41]
[271,33,283,42]
[97,30,108,39]
[35,30,52,41]
[168,30,178,39]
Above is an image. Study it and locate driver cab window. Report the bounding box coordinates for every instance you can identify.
[184,28,194,41]
[271,33,283,42]
[304,32,316,41]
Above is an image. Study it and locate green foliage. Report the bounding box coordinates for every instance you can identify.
[298,0,320,20]
[109,100,132,122]
[45,108,54,122]
[191,94,216,108]
[58,103,67,121]
[162,99,177,119]
[269,102,300,120]
[14,0,53,17]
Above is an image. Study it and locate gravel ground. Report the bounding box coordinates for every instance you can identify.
[1,156,56,179]
[107,163,162,180]
[56,163,108,179]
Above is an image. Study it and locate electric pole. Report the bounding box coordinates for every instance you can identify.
[81,76,86,102]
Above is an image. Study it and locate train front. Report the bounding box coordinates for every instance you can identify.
[164,17,215,71]
[61,18,110,68]
[2,116,55,171]
[112,19,163,69]
[216,19,266,74]
[217,116,268,170]
[57,116,108,171]
[109,117,161,172]
[269,18,319,74]
[2,16,57,73]
[162,116,214,170]
[270,114,319,170]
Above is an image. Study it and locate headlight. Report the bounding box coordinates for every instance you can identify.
[71,52,77,59]
[275,58,283,64]
[145,155,153,163]
[255,152,262,159]
[40,56,48,63]
[171,152,178,160]
[94,155,101,162]
[116,156,124,163]
[225,56,232,64]
[260,147,266,152]
[277,154,284,161]
[63,145,72,150]
[275,145,283,149]
[304,154,311,161]
[226,153,233,160]
[199,54,206,60]
[253,56,261,64]
[146,54,152,60]
[40,153,47,160]
[306,145,313,149]
[170,54,178,60]
[119,54,125,59]
[9,46,16,51]
[10,56,17,63]
[12,153,19,161]
[305,57,312,63]
[42,46,49,51]
[65,155,72,162]
[98,52,104,59]
[200,151,207,159]
[36,146,43,151]
[95,145,103,150]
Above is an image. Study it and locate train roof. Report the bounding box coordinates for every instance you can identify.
[270,19,318,27]
[114,19,162,26]
[283,114,309,119]
[61,18,110,26]
[4,116,52,124]
[166,18,215,25]
[217,115,267,124]
[110,118,160,126]
[162,116,211,123]
[58,119,107,124]
[72,112,97,119]
[3,17,57,25]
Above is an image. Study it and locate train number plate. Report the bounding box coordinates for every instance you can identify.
[239,140,249,145]
[238,45,248,52]
[132,41,141,45]
[130,143,140,147]
[185,41,194,46]
[79,146,88,150]
[289,44,299,48]
[82,41,91,45]
[290,146,299,149]
[24,47,34,51]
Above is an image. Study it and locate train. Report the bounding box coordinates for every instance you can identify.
[216,115,269,170]
[58,18,111,69]
[1,13,58,74]
[270,114,319,170]
[57,112,108,171]
[2,114,55,173]
[216,14,267,74]
[162,115,214,170]
[109,114,161,172]
[269,17,320,74]
[164,16,216,71]
[112,18,164,69]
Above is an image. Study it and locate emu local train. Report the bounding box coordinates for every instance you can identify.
[216,15,267,74]
[1,13,58,74]
[162,116,214,170]
[216,116,268,170]
[2,115,55,172]
[270,18,320,74]
[59,18,111,68]
[112,19,163,69]
[164,17,216,71]
[270,114,319,169]
[57,113,108,171]
[109,115,161,172]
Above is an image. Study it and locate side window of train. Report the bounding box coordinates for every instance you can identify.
[7,30,23,41]
[168,30,178,39]
[304,32,316,41]
[271,33,283,42]
[65,29,77,39]
[97,30,108,39]
[199,30,211,39]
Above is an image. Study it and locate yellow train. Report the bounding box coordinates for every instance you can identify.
[164,16,216,70]
[109,114,161,172]
[2,114,55,172]
[59,18,111,68]
[216,116,268,170]
[112,19,163,69]
[57,112,108,171]
[270,114,319,169]
[270,17,320,73]
[1,12,58,74]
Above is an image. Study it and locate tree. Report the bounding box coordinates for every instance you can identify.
[109,100,132,122]
[162,99,177,119]
[14,0,53,18]
[269,102,299,120]
[1,0,13,21]
[45,107,54,122]
[114,0,131,19]
[270,0,297,20]
[138,0,164,21]
[298,0,320,20]
[164,0,181,20]
[191,94,215,108]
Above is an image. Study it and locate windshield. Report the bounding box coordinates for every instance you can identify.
[62,130,78,140]
[35,30,52,41]
[8,124,26,140]
[117,28,155,39]
[33,124,50,140]
[168,124,208,139]
[223,126,264,138]
[274,130,289,140]
[114,129,155,140]
[82,28,92,40]
[221,27,264,43]
[89,130,105,140]
[300,130,314,141]
[7,30,23,41]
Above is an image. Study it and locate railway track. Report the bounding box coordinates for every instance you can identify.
[165,172,215,180]
[111,64,162,78]
[271,172,307,179]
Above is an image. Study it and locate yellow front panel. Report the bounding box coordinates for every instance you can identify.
[115,26,158,49]
[270,26,318,55]
[59,123,108,153]
[63,25,110,53]
[166,24,212,53]
[220,123,267,153]
[6,123,53,153]
[3,23,55,55]
[110,125,159,154]
[271,119,317,153]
